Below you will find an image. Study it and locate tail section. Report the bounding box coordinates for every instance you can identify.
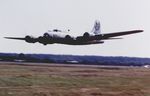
[91,20,101,35]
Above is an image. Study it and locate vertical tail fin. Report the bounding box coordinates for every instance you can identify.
[91,20,101,35]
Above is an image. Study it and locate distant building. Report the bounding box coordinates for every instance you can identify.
[66,60,79,64]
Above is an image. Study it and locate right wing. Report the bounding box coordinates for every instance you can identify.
[4,36,37,43]
[4,37,25,40]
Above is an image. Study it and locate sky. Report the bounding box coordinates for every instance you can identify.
[0,0,149,57]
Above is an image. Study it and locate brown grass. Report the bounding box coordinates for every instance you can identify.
[0,62,149,96]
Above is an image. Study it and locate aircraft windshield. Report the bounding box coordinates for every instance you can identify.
[53,29,61,32]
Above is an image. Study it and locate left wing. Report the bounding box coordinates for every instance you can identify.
[100,30,143,40]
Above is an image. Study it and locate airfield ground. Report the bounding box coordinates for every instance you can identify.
[0,62,149,96]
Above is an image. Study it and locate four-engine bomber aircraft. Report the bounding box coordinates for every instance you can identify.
[5,20,143,45]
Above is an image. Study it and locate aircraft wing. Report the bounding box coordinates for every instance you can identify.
[4,36,37,43]
[4,37,25,40]
[100,30,143,40]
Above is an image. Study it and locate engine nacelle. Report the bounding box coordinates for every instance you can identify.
[25,35,36,43]
[65,35,71,39]
[38,36,45,43]
[43,33,52,38]
[83,32,94,39]
[65,35,74,41]
[38,34,53,45]
[83,32,90,38]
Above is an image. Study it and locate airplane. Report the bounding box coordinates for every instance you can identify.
[5,20,143,45]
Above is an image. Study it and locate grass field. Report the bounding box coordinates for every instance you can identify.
[0,62,149,96]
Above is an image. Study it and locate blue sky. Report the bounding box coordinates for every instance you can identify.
[0,0,149,57]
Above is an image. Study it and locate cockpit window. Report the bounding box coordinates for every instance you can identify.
[53,29,61,32]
